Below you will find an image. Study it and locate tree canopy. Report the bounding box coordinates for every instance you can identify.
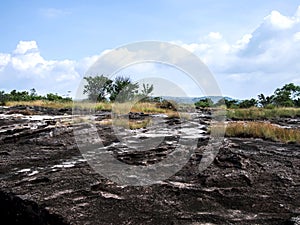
[0,89,72,105]
[83,75,112,102]
[194,83,300,109]
[83,75,153,103]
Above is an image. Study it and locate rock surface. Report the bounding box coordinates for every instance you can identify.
[0,107,299,224]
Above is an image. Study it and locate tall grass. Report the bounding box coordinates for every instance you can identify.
[111,102,169,114]
[5,101,168,114]
[226,107,300,120]
[6,100,73,109]
[212,121,300,143]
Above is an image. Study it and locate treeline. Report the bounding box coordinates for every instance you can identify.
[0,89,72,105]
[195,83,300,108]
[83,75,155,102]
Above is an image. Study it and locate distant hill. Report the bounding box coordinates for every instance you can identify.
[161,96,235,104]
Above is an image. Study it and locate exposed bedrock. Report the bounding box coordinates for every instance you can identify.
[0,107,299,224]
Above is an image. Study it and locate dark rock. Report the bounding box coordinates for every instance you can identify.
[128,112,149,120]
[94,112,111,120]
[29,176,51,184]
[287,216,300,225]
[0,109,299,224]
[0,191,68,225]
[0,151,10,156]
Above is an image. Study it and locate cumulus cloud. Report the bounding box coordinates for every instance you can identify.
[0,41,97,96]
[13,41,38,54]
[177,6,300,99]
[266,10,295,29]
[0,53,11,71]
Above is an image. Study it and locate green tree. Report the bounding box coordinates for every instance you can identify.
[109,76,139,102]
[83,75,112,102]
[273,83,300,107]
[9,90,31,101]
[0,91,8,105]
[239,98,257,108]
[46,93,72,102]
[258,94,274,107]
[29,88,41,100]
[224,99,239,108]
[195,98,213,108]
[138,83,154,101]
[214,98,226,107]
[294,98,300,107]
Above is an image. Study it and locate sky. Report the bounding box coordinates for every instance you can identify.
[0,0,300,99]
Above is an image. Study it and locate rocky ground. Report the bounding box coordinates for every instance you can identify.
[0,106,300,225]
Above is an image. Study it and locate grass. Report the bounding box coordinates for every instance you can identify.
[98,118,152,130]
[5,101,171,114]
[226,107,300,120]
[5,100,73,109]
[166,111,191,120]
[211,121,300,143]
[6,101,300,119]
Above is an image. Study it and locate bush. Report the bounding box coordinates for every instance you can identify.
[195,98,213,108]
[0,91,8,105]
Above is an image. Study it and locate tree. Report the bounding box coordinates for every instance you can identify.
[214,98,226,107]
[273,83,300,107]
[46,93,70,101]
[224,99,239,108]
[29,88,41,100]
[258,83,300,107]
[139,83,154,101]
[9,90,31,101]
[258,94,274,107]
[83,75,112,102]
[294,98,300,107]
[239,98,257,108]
[0,91,8,105]
[141,83,153,97]
[109,76,139,102]
[195,98,213,108]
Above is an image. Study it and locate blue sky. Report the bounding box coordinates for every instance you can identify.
[0,0,300,99]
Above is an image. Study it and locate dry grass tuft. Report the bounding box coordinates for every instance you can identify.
[6,100,73,109]
[166,112,191,120]
[226,107,300,120]
[111,118,152,130]
[212,121,300,143]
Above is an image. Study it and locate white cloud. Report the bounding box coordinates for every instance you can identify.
[175,5,300,98]
[0,41,98,96]
[234,34,253,50]
[265,10,295,29]
[0,53,11,71]
[13,41,38,54]
[208,32,222,40]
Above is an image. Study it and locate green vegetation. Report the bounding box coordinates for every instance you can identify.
[83,75,112,101]
[108,76,139,102]
[83,75,154,103]
[194,98,213,108]
[195,83,300,109]
[0,89,72,106]
[2,80,300,122]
